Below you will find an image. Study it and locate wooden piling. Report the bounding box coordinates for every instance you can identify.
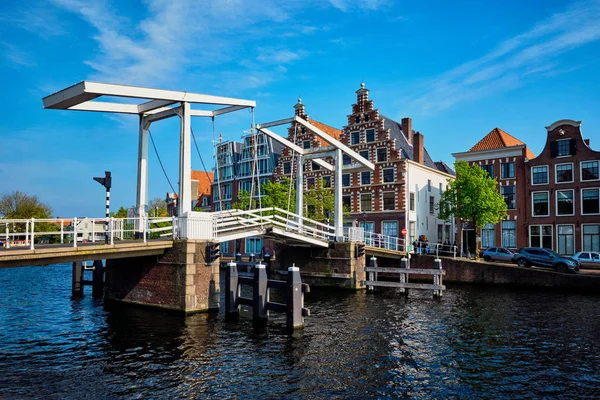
[71,261,83,297]
[92,260,104,298]
[286,266,304,329]
[253,263,268,321]
[225,262,239,317]
[400,257,409,297]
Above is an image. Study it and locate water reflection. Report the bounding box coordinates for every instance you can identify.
[0,264,599,398]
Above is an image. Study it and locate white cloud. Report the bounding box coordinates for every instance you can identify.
[328,0,388,12]
[257,48,309,64]
[409,0,600,114]
[0,42,35,67]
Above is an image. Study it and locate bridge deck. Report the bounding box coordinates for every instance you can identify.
[0,240,173,269]
[365,246,408,259]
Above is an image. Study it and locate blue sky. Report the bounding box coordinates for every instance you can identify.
[1,0,599,217]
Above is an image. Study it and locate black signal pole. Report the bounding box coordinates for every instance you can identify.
[93,171,112,244]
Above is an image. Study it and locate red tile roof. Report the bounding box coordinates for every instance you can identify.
[310,119,343,146]
[469,128,536,159]
[191,170,214,196]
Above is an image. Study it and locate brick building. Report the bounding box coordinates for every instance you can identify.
[274,83,456,246]
[166,170,214,216]
[527,119,600,255]
[453,128,535,252]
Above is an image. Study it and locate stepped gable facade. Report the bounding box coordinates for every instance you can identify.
[453,127,534,251]
[275,83,456,246]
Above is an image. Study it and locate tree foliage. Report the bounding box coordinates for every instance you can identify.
[437,161,507,257]
[305,178,335,223]
[111,206,129,218]
[0,191,53,219]
[148,198,168,217]
[233,178,296,212]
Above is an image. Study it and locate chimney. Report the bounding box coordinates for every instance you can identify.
[294,98,306,118]
[401,117,412,145]
[413,132,424,164]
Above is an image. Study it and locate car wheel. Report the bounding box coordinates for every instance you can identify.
[517,258,528,268]
[556,263,568,273]
[483,256,491,262]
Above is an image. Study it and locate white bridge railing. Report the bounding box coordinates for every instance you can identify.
[0,216,176,250]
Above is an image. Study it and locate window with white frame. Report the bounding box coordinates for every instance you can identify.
[557,225,575,255]
[366,129,375,143]
[532,166,548,184]
[383,192,395,210]
[376,148,387,162]
[581,161,599,181]
[556,189,574,215]
[361,171,371,185]
[323,176,332,188]
[555,163,573,183]
[582,188,600,214]
[582,224,600,252]
[530,225,553,249]
[556,139,571,157]
[342,195,351,210]
[429,196,435,215]
[481,223,495,248]
[342,174,350,187]
[360,193,372,212]
[220,241,229,255]
[502,220,516,248]
[409,192,415,211]
[501,162,515,179]
[409,221,416,244]
[533,192,549,216]
[359,150,369,161]
[343,154,352,165]
[283,161,291,175]
[351,132,360,145]
[383,168,394,183]
[303,140,311,149]
[481,164,494,178]
[501,186,516,209]
[428,180,431,192]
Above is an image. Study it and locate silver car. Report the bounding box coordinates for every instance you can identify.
[482,247,515,263]
[571,252,600,269]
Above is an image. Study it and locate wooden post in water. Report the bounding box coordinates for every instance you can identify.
[434,258,443,299]
[286,265,304,329]
[400,257,409,297]
[92,260,104,298]
[367,257,377,293]
[225,262,239,318]
[253,263,268,322]
[72,261,83,297]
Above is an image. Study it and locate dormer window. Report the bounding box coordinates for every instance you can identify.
[365,114,370,122]
[355,116,360,124]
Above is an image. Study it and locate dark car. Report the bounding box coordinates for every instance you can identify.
[482,247,515,263]
[514,247,580,273]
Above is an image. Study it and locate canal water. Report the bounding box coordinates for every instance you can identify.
[1,263,599,399]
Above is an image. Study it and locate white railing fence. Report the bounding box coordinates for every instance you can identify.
[0,216,175,250]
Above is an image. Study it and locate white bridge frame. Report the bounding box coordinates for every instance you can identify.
[43,81,255,230]
[256,116,374,241]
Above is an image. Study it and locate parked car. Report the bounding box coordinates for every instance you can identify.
[514,247,580,273]
[571,252,600,269]
[482,247,515,263]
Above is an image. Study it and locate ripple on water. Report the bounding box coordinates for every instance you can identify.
[0,265,600,398]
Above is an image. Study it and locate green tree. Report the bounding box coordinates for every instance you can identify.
[437,160,507,259]
[148,198,168,217]
[305,178,335,223]
[111,206,129,218]
[233,178,296,213]
[0,191,53,218]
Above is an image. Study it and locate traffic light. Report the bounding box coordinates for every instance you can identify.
[356,243,366,258]
[208,242,220,263]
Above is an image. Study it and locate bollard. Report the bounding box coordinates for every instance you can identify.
[235,253,243,262]
[225,262,239,317]
[249,253,256,263]
[367,257,377,292]
[253,263,269,321]
[263,254,272,277]
[286,265,304,329]
[72,261,84,297]
[434,258,443,299]
[400,257,409,296]
[92,260,104,298]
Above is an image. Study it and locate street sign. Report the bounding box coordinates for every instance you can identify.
[401,228,408,236]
